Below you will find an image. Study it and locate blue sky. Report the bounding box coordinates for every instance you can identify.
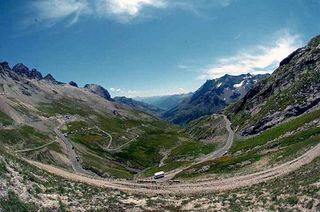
[0,0,320,97]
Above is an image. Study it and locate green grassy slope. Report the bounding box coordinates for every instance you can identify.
[0,110,13,126]
[176,110,320,179]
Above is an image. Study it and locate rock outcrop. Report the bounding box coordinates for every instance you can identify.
[84,84,112,101]
[69,81,78,87]
[43,74,58,84]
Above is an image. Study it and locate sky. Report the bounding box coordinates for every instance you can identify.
[0,0,320,97]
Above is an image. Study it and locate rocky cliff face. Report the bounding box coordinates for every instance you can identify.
[84,84,112,101]
[163,73,269,125]
[228,35,320,135]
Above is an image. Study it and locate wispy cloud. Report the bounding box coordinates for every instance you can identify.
[27,0,232,26]
[30,0,91,26]
[95,0,167,22]
[199,32,302,79]
[110,87,122,92]
[109,87,139,97]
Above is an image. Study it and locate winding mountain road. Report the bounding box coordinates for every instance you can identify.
[196,115,234,162]
[25,142,320,194]
[95,127,113,149]
[97,127,139,152]
[19,114,320,195]
[55,122,94,176]
[157,115,234,181]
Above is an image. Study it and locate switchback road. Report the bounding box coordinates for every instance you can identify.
[55,122,94,176]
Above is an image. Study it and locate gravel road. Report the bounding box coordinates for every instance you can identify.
[25,142,320,194]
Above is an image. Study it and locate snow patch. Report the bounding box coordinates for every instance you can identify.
[234,80,245,88]
[217,83,222,88]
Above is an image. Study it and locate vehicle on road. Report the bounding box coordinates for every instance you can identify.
[154,171,165,179]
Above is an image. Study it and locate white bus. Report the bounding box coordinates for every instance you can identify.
[154,171,165,179]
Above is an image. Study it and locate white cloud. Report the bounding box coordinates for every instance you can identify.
[177,64,189,69]
[110,87,122,92]
[96,0,166,21]
[109,87,138,97]
[199,33,302,80]
[31,0,91,25]
[28,0,232,25]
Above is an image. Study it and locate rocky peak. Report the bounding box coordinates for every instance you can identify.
[13,63,29,74]
[12,63,43,80]
[69,81,78,87]
[84,84,112,101]
[0,62,11,71]
[43,74,57,83]
[163,73,269,125]
[30,68,43,80]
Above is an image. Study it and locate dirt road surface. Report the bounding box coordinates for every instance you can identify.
[55,121,94,176]
[15,140,57,153]
[25,133,320,194]
[98,127,139,152]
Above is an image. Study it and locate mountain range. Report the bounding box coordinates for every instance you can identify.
[2,62,269,126]
[162,73,269,125]
[135,93,192,111]
[113,96,164,116]
[0,34,320,211]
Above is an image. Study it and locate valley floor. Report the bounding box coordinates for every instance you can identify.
[0,149,319,211]
[1,110,320,210]
[23,141,320,194]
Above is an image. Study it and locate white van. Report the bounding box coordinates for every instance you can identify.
[154,171,165,179]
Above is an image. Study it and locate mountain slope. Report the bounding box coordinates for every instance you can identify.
[114,96,164,116]
[163,73,269,125]
[0,61,214,178]
[227,35,320,136]
[135,93,192,110]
